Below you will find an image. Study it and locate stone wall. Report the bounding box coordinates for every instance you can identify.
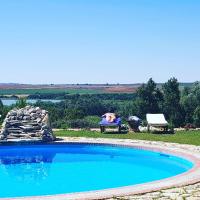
[0,106,55,141]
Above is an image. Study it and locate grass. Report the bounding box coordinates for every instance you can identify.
[55,130,200,146]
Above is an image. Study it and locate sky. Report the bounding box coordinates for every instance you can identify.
[0,0,200,84]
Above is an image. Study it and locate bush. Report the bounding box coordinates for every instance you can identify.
[51,120,66,129]
[15,98,27,108]
[184,123,196,130]
[193,106,200,127]
[66,119,90,128]
[84,116,101,128]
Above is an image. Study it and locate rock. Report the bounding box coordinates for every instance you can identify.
[0,106,55,142]
[7,128,22,133]
[30,113,38,118]
[23,115,31,120]
[36,118,42,123]
[19,125,40,132]
[42,110,47,114]
[7,120,23,126]
[10,111,17,116]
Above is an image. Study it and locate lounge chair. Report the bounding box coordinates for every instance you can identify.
[146,113,168,132]
[99,113,122,133]
[127,116,142,132]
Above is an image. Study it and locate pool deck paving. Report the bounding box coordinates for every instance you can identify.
[1,137,200,200]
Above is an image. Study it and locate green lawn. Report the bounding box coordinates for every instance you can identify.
[55,130,200,146]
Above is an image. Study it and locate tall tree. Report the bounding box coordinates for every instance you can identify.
[162,77,184,127]
[0,99,3,110]
[0,99,4,122]
[193,106,200,127]
[181,82,200,125]
[134,78,163,119]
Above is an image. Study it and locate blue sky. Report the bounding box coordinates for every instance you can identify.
[0,0,200,84]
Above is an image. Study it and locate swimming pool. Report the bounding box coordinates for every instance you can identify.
[0,143,195,199]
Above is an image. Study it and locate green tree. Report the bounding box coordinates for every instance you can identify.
[193,106,200,127]
[162,77,184,127]
[0,99,3,122]
[181,82,200,126]
[134,78,163,119]
[0,99,3,110]
[181,93,197,124]
[0,100,10,123]
[15,98,27,108]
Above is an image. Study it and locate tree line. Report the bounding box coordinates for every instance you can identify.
[27,93,136,101]
[126,77,200,128]
[1,78,200,129]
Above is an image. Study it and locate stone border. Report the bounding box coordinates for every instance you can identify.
[1,137,200,200]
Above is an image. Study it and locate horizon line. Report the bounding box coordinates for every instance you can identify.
[0,82,197,85]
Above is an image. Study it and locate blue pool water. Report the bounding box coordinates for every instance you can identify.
[0,144,193,198]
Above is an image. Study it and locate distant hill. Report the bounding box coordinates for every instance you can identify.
[0,83,140,95]
[0,82,195,96]
[0,82,195,89]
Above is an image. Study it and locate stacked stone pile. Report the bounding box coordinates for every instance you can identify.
[0,106,55,141]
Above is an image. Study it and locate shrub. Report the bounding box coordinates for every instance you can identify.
[184,123,196,130]
[66,119,90,128]
[84,116,101,128]
[15,98,27,108]
[193,106,200,127]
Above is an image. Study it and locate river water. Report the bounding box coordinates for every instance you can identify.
[1,99,61,106]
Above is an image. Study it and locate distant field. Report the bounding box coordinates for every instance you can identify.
[0,82,193,95]
[0,88,106,95]
[0,86,138,95]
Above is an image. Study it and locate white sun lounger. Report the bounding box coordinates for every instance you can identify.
[146,114,168,132]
